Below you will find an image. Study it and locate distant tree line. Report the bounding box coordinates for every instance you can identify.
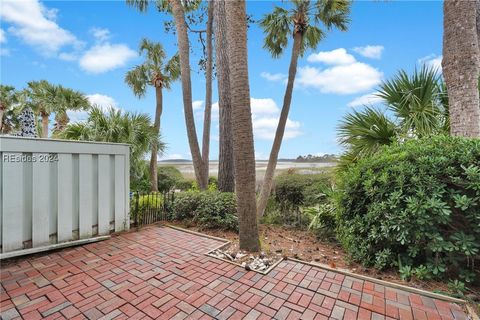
[295,154,338,163]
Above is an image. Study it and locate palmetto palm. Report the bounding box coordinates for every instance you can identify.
[60,106,163,179]
[53,86,90,133]
[338,66,455,166]
[338,106,397,166]
[26,80,58,138]
[125,38,180,192]
[376,66,447,138]
[0,85,19,133]
[257,0,351,217]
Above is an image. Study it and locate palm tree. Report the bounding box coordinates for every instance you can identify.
[215,0,235,192]
[257,0,351,217]
[201,0,214,192]
[126,0,208,190]
[59,106,162,177]
[225,0,260,252]
[338,66,453,166]
[26,80,59,138]
[376,66,447,138]
[442,0,480,137]
[0,85,19,133]
[53,86,90,133]
[125,38,180,192]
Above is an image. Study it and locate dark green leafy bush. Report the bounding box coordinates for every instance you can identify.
[157,166,184,192]
[173,191,237,230]
[336,136,480,283]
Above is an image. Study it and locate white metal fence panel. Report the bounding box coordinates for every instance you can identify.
[0,136,130,257]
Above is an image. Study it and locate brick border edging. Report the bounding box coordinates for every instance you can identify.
[165,225,469,306]
[166,225,283,275]
[288,258,466,305]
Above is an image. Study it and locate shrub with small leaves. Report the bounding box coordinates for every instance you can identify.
[173,191,237,230]
[336,136,480,284]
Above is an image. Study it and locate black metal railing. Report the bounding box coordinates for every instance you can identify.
[130,191,175,227]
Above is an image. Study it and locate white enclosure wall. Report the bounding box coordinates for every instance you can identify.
[0,136,130,256]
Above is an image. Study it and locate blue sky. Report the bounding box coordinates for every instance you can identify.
[0,0,443,160]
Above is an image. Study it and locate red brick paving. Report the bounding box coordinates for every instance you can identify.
[0,226,469,320]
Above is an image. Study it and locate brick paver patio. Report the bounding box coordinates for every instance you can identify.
[0,226,469,320]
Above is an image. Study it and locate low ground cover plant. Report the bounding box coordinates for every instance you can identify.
[336,136,480,284]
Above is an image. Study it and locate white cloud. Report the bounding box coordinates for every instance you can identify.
[260,72,287,82]
[86,94,118,109]
[192,100,204,111]
[307,48,356,65]
[301,48,383,94]
[253,117,302,140]
[0,0,81,55]
[210,98,302,140]
[353,45,384,59]
[66,110,89,123]
[297,63,383,95]
[0,28,6,43]
[67,94,118,123]
[347,92,383,107]
[250,98,281,115]
[79,43,136,74]
[91,27,110,42]
[418,54,442,71]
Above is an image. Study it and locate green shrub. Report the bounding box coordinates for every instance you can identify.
[176,178,195,191]
[138,193,163,209]
[173,191,237,230]
[274,172,332,207]
[172,191,202,220]
[264,172,332,228]
[157,166,184,193]
[336,136,480,283]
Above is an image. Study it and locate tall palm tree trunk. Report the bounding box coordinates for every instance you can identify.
[257,31,302,217]
[201,0,214,189]
[41,113,49,138]
[150,86,162,192]
[0,105,4,132]
[170,0,207,189]
[215,0,235,192]
[442,0,480,137]
[225,0,260,252]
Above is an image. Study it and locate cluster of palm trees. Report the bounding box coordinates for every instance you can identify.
[0,81,90,137]
[59,106,162,183]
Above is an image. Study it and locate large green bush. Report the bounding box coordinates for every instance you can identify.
[337,136,480,283]
[173,191,237,230]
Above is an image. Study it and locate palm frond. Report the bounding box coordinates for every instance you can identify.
[125,65,149,97]
[314,0,351,31]
[337,106,397,162]
[376,66,445,137]
[259,7,291,58]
